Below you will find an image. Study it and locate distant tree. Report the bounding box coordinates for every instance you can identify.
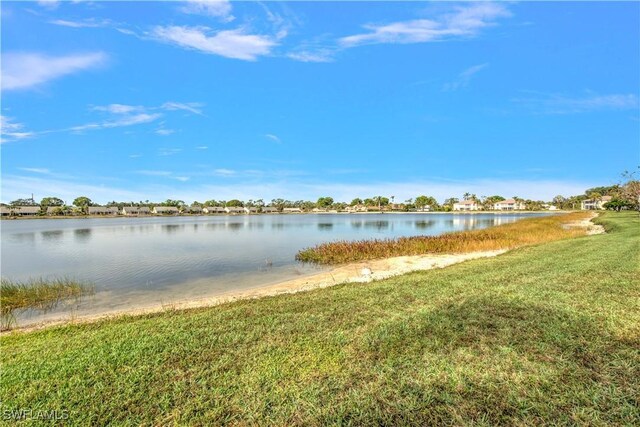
[162,199,185,208]
[462,192,472,201]
[10,198,38,206]
[552,195,567,208]
[415,195,438,211]
[603,199,633,212]
[316,197,334,208]
[226,199,244,207]
[618,169,640,211]
[40,197,64,207]
[350,198,363,206]
[73,196,93,214]
[191,201,203,207]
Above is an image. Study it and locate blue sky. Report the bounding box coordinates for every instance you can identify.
[1,0,639,204]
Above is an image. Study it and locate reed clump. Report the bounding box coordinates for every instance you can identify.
[296,212,592,265]
[1,278,94,330]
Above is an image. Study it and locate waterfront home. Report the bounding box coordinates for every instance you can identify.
[187,206,203,214]
[203,206,225,214]
[453,200,479,211]
[225,207,245,214]
[121,206,151,215]
[581,196,612,210]
[244,207,259,214]
[493,199,525,211]
[262,207,279,214]
[283,207,302,213]
[11,206,40,216]
[0,206,11,216]
[345,205,369,213]
[541,204,558,211]
[153,206,180,215]
[312,208,328,213]
[88,206,119,215]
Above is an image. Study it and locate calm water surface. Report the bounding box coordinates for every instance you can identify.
[1,213,546,325]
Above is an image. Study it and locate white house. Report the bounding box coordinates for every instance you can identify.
[283,207,302,213]
[581,196,612,210]
[121,206,151,215]
[153,206,180,215]
[225,207,245,214]
[345,205,369,213]
[262,207,279,214]
[203,206,225,214]
[244,207,259,214]
[6,206,40,216]
[88,206,119,215]
[453,200,479,211]
[493,199,525,211]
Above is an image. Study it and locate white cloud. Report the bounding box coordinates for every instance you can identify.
[49,19,112,28]
[18,167,51,174]
[135,170,173,177]
[180,0,234,22]
[161,101,204,115]
[37,0,59,9]
[339,3,510,47]
[155,128,176,136]
[287,49,335,63]
[443,63,489,91]
[92,104,145,114]
[214,168,236,177]
[173,176,191,182]
[196,146,208,150]
[265,134,282,143]
[514,92,640,114]
[0,115,36,143]
[1,52,107,91]
[151,26,277,61]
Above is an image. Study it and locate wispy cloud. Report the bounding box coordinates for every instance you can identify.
[161,101,204,116]
[339,3,510,48]
[214,168,236,177]
[37,0,59,9]
[443,63,489,91]
[18,167,51,174]
[196,146,208,150]
[155,128,176,136]
[1,52,107,91]
[287,48,335,63]
[0,116,36,143]
[513,92,640,114]
[157,148,182,157]
[151,26,278,61]
[135,170,172,177]
[180,0,234,22]
[265,133,282,143]
[49,18,113,28]
[92,104,145,114]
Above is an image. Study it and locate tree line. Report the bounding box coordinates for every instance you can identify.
[6,172,639,214]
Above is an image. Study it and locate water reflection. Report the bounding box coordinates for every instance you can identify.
[41,230,64,241]
[318,223,333,230]
[414,220,435,229]
[74,228,92,243]
[364,220,390,230]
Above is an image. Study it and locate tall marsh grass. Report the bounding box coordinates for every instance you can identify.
[296,212,592,264]
[1,278,94,330]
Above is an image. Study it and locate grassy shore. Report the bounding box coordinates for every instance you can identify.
[0,278,93,331]
[296,211,590,264]
[1,212,638,425]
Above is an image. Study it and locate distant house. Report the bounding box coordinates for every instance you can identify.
[153,206,180,215]
[453,200,479,211]
[11,206,40,216]
[121,206,151,215]
[345,205,368,213]
[312,208,328,213]
[261,207,279,214]
[187,206,203,214]
[225,207,245,214]
[493,199,525,211]
[0,206,12,216]
[203,206,225,214]
[283,207,302,213]
[88,206,119,215]
[541,204,558,211]
[581,196,612,210]
[244,207,259,214]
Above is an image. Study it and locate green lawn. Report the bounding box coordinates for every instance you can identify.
[1,212,638,425]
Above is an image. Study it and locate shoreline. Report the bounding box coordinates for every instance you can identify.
[4,213,603,334]
[0,210,571,221]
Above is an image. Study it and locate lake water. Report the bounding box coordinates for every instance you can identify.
[1,213,547,326]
